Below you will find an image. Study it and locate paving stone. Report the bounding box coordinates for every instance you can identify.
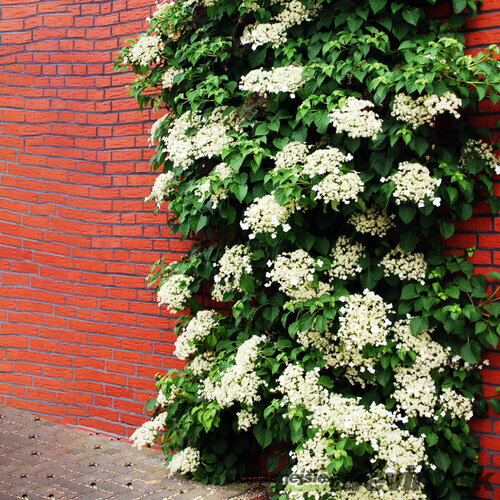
[0,405,270,499]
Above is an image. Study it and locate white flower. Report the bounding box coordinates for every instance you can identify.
[174,310,219,360]
[162,66,183,89]
[392,92,462,129]
[313,171,364,206]
[337,290,392,351]
[163,107,240,170]
[195,162,233,206]
[329,236,365,280]
[239,66,305,95]
[241,192,299,238]
[274,141,310,170]
[241,0,319,49]
[329,97,383,140]
[144,171,176,208]
[128,34,162,66]
[439,388,473,421]
[202,335,267,408]
[380,246,427,282]
[386,161,440,208]
[131,413,165,448]
[168,447,200,475]
[212,245,252,301]
[237,409,259,431]
[267,249,331,302]
[348,206,395,238]
[157,274,194,313]
[301,147,352,177]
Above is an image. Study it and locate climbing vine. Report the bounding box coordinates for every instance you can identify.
[116,0,500,498]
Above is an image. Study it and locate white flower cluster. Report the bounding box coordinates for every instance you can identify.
[202,335,267,408]
[131,412,165,448]
[393,366,437,420]
[277,365,427,475]
[156,385,176,407]
[291,431,331,474]
[164,108,238,170]
[392,320,449,418]
[337,290,393,350]
[157,274,194,312]
[274,141,310,170]
[324,343,379,388]
[439,388,473,421]
[311,394,427,475]
[329,235,365,280]
[348,206,395,238]
[240,193,298,238]
[277,364,326,410]
[266,250,330,302]
[331,480,427,499]
[212,245,252,301]
[312,171,364,205]
[145,171,176,208]
[380,246,427,283]
[391,92,462,129]
[386,162,441,208]
[162,67,183,89]
[128,34,162,66]
[188,351,215,376]
[302,147,353,177]
[168,447,200,475]
[460,139,500,174]
[239,65,305,96]
[195,162,233,207]
[329,97,383,140]
[294,324,378,388]
[241,0,318,49]
[151,1,172,19]
[150,113,170,142]
[174,310,219,360]
[237,409,259,431]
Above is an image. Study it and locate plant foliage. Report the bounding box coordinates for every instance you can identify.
[116,0,500,497]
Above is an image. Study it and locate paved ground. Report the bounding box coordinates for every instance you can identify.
[0,405,270,500]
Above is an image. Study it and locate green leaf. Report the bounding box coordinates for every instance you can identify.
[347,16,363,32]
[434,449,452,472]
[235,184,248,202]
[253,425,273,448]
[239,273,254,294]
[402,8,420,25]
[452,0,467,13]
[376,369,391,387]
[410,316,428,335]
[426,433,439,446]
[399,204,416,224]
[146,397,157,413]
[266,454,281,472]
[318,375,334,388]
[401,284,418,300]
[399,230,419,252]
[439,220,454,239]
[369,0,387,14]
[314,111,331,134]
[460,342,481,363]
[490,398,500,413]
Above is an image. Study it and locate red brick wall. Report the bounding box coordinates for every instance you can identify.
[0,0,184,436]
[0,0,499,497]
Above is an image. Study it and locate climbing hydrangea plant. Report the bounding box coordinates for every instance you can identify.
[116,0,500,497]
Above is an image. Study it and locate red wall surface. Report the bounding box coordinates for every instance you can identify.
[0,0,499,498]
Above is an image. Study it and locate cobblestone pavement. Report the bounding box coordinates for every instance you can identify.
[0,405,270,500]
